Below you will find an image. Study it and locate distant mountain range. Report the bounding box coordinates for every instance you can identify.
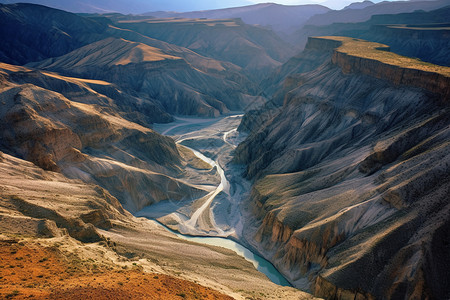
[2,0,447,36]
[145,3,331,34]
[305,0,450,25]
[0,0,253,14]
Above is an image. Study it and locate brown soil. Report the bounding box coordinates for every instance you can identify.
[0,239,234,300]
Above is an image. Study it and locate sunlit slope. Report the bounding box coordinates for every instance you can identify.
[29,37,261,117]
[114,17,296,78]
[0,65,211,213]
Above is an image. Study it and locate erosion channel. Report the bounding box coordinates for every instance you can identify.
[136,114,291,287]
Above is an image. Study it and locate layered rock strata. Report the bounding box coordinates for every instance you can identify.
[236,36,450,299]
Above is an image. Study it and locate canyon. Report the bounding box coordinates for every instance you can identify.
[234,35,449,299]
[0,1,449,299]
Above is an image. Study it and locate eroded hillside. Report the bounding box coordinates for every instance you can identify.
[0,151,314,299]
[235,36,450,299]
[0,2,449,299]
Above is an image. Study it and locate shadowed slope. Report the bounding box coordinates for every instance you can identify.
[235,37,450,299]
[29,38,260,117]
[0,3,107,65]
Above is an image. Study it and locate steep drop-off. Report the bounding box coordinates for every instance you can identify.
[236,36,450,299]
[293,5,450,67]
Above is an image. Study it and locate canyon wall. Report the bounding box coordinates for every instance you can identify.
[306,36,450,99]
[237,36,450,299]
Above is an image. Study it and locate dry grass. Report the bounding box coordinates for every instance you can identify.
[0,239,234,300]
[315,36,450,77]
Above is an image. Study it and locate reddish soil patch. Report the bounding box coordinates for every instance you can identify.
[0,240,234,299]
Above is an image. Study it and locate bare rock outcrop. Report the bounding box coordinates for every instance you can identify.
[0,67,206,213]
[0,152,130,242]
[324,36,450,99]
[237,37,450,299]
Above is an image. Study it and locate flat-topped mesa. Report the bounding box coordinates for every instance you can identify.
[304,37,344,53]
[307,36,450,100]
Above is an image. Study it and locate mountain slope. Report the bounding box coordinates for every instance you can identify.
[0,3,108,65]
[0,63,213,213]
[304,0,450,26]
[0,3,265,116]
[235,37,450,299]
[29,37,260,116]
[146,3,330,34]
[113,17,296,77]
[0,150,313,300]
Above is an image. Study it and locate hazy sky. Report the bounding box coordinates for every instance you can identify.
[248,0,387,9]
[0,0,395,12]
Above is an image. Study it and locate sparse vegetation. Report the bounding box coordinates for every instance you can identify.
[5,290,19,298]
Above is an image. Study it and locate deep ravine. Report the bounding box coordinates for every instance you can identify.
[135,113,294,287]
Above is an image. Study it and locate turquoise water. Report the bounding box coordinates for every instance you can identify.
[150,115,291,287]
[156,222,291,287]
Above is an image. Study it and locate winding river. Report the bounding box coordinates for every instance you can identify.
[155,220,291,286]
[138,114,291,287]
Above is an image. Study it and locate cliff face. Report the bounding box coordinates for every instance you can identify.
[324,36,450,99]
[293,6,450,68]
[237,37,450,299]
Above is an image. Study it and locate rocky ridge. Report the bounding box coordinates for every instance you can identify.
[292,5,450,67]
[0,63,210,213]
[114,17,296,78]
[29,37,261,117]
[235,36,450,299]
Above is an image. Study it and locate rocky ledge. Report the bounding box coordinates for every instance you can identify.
[237,36,450,299]
[309,36,450,100]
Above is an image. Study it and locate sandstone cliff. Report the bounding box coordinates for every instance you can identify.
[293,5,450,67]
[236,36,450,299]
[322,36,450,99]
